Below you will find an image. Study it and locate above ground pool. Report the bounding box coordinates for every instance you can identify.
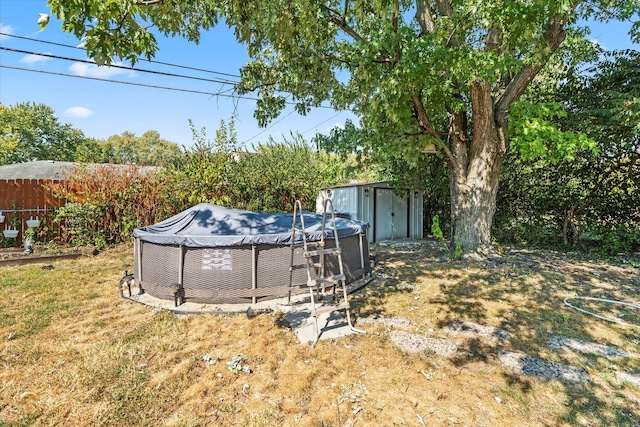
[132,203,370,304]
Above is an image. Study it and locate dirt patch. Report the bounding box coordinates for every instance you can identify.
[498,350,591,383]
[358,314,411,329]
[616,371,640,388]
[389,331,457,356]
[443,320,510,341]
[548,336,630,359]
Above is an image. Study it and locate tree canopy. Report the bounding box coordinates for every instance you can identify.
[42,0,640,254]
[0,101,181,166]
[0,102,88,164]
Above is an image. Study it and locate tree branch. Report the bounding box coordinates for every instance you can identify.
[495,8,576,125]
[412,94,454,160]
[415,0,435,34]
[321,4,399,66]
[435,0,453,16]
[321,4,362,42]
[485,27,501,52]
[412,95,440,140]
[393,0,399,33]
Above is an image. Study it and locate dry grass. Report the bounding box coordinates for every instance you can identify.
[1,242,639,426]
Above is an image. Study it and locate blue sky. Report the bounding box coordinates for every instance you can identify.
[0,0,356,148]
[0,1,637,148]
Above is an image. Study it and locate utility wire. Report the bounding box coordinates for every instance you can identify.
[243,110,296,143]
[301,111,344,135]
[0,64,335,110]
[0,64,257,100]
[0,33,337,111]
[1,46,240,86]
[1,33,350,134]
[0,32,241,79]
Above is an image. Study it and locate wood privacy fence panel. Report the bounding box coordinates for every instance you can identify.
[0,179,66,242]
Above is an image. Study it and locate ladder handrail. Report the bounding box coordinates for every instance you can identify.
[320,198,344,281]
[289,198,365,348]
[289,200,308,290]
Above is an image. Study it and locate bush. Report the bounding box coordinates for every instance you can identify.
[581,225,640,256]
[48,164,166,245]
[53,202,103,247]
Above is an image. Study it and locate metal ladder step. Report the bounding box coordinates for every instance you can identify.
[307,274,345,287]
[305,247,342,257]
[311,301,350,317]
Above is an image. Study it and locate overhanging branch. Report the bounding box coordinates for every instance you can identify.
[321,4,363,42]
[415,0,435,34]
[412,94,454,160]
[495,7,578,125]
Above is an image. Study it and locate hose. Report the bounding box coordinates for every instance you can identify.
[563,296,640,326]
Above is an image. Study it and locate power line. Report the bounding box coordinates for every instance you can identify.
[1,33,351,135]
[0,46,239,86]
[301,111,345,135]
[1,32,340,111]
[0,64,257,100]
[1,46,240,86]
[0,32,242,79]
[0,64,336,110]
[243,110,296,143]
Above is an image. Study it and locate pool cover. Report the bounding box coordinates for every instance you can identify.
[133,203,369,247]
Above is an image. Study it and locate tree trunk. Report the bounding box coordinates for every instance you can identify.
[448,83,506,255]
[448,143,504,254]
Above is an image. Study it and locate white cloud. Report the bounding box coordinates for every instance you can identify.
[64,106,94,118]
[19,53,51,64]
[324,122,345,133]
[0,24,13,40]
[69,61,135,78]
[590,38,605,50]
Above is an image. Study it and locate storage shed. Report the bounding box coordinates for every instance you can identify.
[317,181,424,243]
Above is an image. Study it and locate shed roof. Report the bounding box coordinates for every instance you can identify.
[322,181,423,190]
[0,161,158,181]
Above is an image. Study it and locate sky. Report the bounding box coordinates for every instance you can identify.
[0,1,638,149]
[0,0,357,148]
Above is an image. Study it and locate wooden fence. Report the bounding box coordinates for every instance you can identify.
[0,179,66,244]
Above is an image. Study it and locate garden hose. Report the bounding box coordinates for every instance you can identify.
[563,296,640,327]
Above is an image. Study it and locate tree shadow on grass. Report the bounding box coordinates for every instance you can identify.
[430,252,640,426]
[364,243,640,426]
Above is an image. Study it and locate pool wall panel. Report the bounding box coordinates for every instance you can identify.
[135,233,369,304]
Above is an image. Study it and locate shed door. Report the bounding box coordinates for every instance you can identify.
[374,189,409,241]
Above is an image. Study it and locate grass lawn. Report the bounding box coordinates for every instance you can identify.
[1,242,639,426]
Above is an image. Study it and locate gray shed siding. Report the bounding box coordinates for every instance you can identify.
[317,182,423,243]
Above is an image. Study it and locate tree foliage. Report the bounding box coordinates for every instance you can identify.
[496,50,640,254]
[0,101,181,166]
[88,130,182,165]
[0,102,88,164]
[159,120,238,214]
[160,119,350,215]
[42,0,640,254]
[230,134,345,212]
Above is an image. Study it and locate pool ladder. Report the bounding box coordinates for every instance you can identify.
[289,199,365,348]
